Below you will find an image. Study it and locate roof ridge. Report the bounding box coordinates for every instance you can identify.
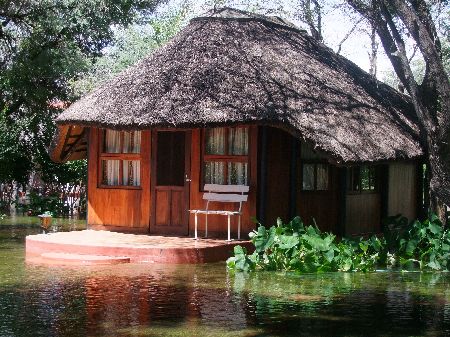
[191,6,306,34]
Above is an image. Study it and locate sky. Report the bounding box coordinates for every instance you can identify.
[171,0,399,79]
[148,0,449,88]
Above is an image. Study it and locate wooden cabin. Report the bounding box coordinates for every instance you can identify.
[50,8,424,238]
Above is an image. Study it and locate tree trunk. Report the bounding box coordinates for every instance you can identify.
[346,0,450,224]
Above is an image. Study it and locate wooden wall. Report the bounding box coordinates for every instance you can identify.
[297,169,340,233]
[86,125,418,238]
[87,128,151,232]
[345,193,381,235]
[296,142,340,232]
[187,127,258,237]
[263,127,292,226]
[387,162,417,220]
[88,127,258,237]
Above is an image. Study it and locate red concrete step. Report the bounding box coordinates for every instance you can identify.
[37,252,131,265]
[26,230,254,264]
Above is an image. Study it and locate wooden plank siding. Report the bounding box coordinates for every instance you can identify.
[345,193,381,235]
[86,126,419,238]
[296,166,340,233]
[263,127,292,226]
[87,128,151,232]
[387,162,417,221]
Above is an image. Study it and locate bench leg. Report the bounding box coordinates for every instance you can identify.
[194,213,198,240]
[227,214,231,242]
[205,213,208,238]
[238,215,241,240]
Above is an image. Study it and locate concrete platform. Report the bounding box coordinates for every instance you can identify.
[26,230,253,265]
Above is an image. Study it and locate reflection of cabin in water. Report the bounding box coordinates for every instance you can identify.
[50,8,423,238]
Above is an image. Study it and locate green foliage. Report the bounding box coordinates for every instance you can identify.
[227,216,387,273]
[0,110,33,185]
[384,214,450,271]
[71,5,189,96]
[27,191,66,217]
[0,0,162,199]
[228,214,450,273]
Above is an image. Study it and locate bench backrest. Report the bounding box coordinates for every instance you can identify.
[203,184,249,194]
[202,184,249,211]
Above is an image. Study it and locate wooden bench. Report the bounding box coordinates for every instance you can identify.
[189,184,249,241]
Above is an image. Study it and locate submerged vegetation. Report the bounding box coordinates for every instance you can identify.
[228,214,450,273]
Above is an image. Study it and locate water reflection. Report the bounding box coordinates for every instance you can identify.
[1,226,450,336]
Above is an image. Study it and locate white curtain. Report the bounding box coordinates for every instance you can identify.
[205,128,225,155]
[228,162,248,185]
[302,164,315,190]
[229,127,248,155]
[123,131,141,153]
[104,130,121,153]
[316,164,329,190]
[103,160,120,185]
[204,161,224,184]
[123,160,141,186]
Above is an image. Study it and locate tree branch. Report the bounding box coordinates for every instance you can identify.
[336,17,363,54]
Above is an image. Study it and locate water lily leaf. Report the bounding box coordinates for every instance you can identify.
[359,242,369,254]
[428,222,443,236]
[302,235,329,251]
[254,226,276,253]
[427,258,441,270]
[405,239,418,256]
[324,249,335,263]
[278,235,299,249]
[340,258,352,271]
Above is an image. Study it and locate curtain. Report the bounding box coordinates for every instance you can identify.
[123,131,141,153]
[204,161,224,184]
[302,164,315,190]
[104,130,121,153]
[205,128,225,155]
[102,160,120,185]
[316,164,329,190]
[229,127,248,155]
[123,160,141,186]
[228,162,248,185]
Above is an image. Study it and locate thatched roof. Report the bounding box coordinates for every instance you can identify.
[52,7,423,163]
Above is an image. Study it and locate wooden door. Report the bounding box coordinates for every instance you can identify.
[151,131,191,235]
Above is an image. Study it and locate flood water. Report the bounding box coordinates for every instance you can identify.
[1,218,450,336]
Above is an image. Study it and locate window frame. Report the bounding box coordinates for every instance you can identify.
[98,129,142,189]
[201,126,250,188]
[300,161,330,192]
[347,165,379,194]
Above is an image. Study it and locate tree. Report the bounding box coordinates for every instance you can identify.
[346,0,450,221]
[71,5,189,96]
[295,0,324,41]
[0,0,162,213]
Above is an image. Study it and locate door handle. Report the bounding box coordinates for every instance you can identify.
[185,174,192,182]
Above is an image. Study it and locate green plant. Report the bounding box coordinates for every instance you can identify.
[28,191,67,217]
[227,217,387,273]
[228,214,450,273]
[384,213,450,270]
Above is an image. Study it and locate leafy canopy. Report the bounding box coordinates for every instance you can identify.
[0,0,162,186]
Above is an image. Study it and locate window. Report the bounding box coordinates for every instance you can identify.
[203,127,249,185]
[302,163,329,191]
[100,130,142,187]
[348,165,378,193]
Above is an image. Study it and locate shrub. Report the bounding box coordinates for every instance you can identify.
[227,214,450,273]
